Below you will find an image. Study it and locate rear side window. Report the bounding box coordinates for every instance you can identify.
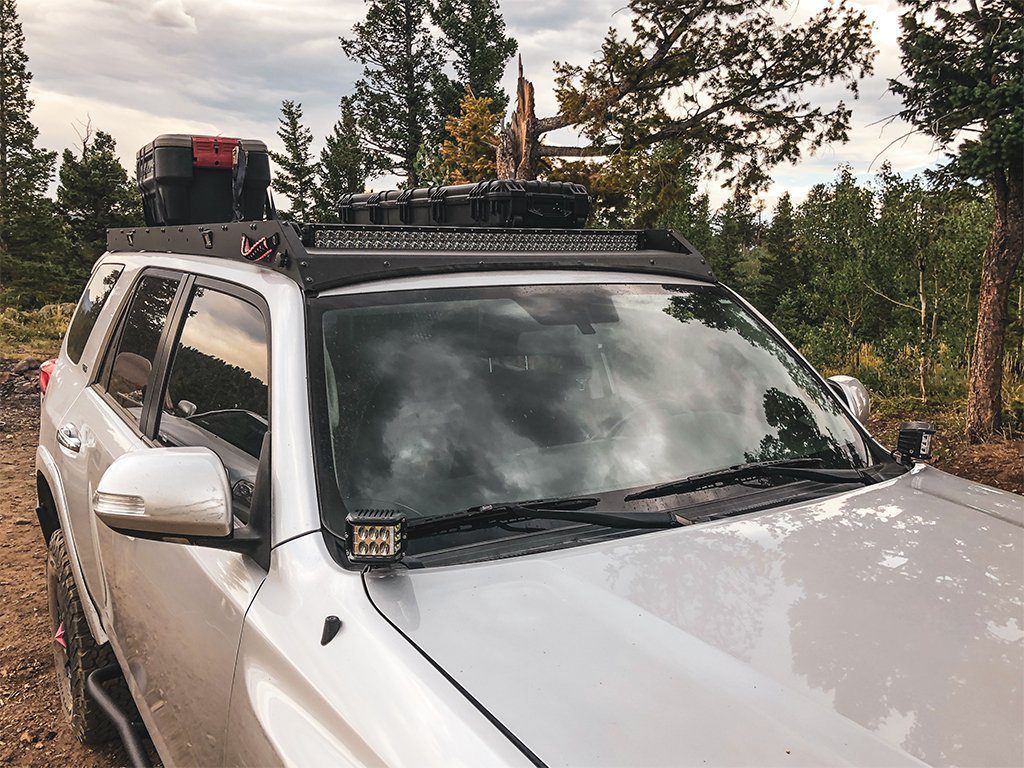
[156,285,269,519]
[103,275,179,427]
[66,264,124,363]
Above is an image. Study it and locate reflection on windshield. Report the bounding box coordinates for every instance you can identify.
[313,284,866,523]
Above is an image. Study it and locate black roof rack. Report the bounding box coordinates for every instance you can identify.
[106,220,715,293]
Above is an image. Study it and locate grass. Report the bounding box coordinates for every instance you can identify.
[0,303,71,359]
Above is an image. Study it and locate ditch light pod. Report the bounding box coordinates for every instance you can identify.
[345,509,407,564]
[897,421,937,462]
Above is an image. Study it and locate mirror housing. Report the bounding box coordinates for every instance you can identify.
[827,375,870,423]
[94,447,232,537]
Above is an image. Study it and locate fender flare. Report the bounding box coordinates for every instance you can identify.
[35,445,108,645]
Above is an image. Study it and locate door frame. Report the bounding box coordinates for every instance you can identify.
[90,267,191,441]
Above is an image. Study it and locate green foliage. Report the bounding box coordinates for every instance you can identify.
[0,0,66,309]
[270,100,317,220]
[340,0,443,186]
[431,0,517,120]
[794,167,877,350]
[549,143,714,237]
[764,168,995,402]
[314,97,370,221]
[57,128,142,298]
[412,140,448,186]
[0,302,72,357]
[758,193,800,318]
[549,0,876,191]
[705,189,761,287]
[890,1,1022,185]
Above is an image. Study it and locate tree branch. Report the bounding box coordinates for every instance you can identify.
[865,283,918,312]
[537,143,618,157]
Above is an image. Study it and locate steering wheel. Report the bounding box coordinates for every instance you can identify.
[598,398,688,439]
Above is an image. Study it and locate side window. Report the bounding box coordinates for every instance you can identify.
[103,275,180,427]
[66,264,124,363]
[157,285,269,520]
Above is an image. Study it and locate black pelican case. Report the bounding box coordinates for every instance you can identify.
[338,180,591,229]
[137,134,271,226]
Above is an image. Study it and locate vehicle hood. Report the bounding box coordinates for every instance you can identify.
[365,466,1024,767]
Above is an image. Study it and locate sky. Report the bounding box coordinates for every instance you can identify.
[20,0,947,212]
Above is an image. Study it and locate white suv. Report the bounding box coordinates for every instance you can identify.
[35,219,1023,768]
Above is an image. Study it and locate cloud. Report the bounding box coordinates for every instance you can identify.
[148,0,196,31]
[20,0,946,212]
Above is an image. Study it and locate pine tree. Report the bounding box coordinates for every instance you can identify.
[57,127,142,292]
[439,89,499,183]
[315,97,369,221]
[340,0,443,187]
[431,0,517,120]
[707,189,760,288]
[0,0,64,308]
[759,193,801,317]
[269,100,316,220]
[795,167,876,363]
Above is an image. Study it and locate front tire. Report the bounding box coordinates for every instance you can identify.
[46,529,127,744]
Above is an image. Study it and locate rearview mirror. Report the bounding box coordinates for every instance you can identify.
[827,375,870,423]
[94,447,232,538]
[175,399,197,418]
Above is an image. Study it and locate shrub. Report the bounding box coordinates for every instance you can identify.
[0,303,73,358]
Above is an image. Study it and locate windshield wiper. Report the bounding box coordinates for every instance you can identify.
[409,495,678,536]
[623,458,878,502]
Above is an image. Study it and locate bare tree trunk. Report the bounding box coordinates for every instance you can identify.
[965,166,1024,442]
[964,285,973,367]
[1017,284,1023,376]
[496,58,543,180]
[918,258,928,402]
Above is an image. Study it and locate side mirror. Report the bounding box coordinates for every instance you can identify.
[94,447,232,537]
[827,375,870,423]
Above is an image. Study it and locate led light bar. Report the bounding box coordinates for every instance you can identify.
[345,509,407,564]
[313,228,644,252]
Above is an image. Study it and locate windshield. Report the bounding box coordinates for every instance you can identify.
[309,281,869,544]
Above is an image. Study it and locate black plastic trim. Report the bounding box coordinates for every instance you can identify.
[85,663,151,768]
[142,273,195,437]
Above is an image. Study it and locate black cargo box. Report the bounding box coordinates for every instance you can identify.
[338,180,590,229]
[137,135,271,226]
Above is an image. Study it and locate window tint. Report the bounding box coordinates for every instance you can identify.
[157,286,268,520]
[104,275,179,426]
[66,264,124,363]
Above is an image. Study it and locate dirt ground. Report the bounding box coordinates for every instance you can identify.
[0,359,125,767]
[0,357,1020,767]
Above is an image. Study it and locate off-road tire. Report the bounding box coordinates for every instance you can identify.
[46,529,131,745]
